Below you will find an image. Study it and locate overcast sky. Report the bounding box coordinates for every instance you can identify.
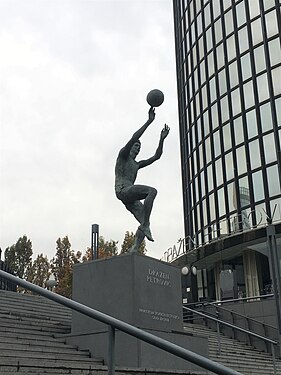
[0,0,184,261]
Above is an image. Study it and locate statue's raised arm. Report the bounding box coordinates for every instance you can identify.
[115,89,169,253]
[118,107,156,159]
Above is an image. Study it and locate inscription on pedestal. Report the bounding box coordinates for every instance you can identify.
[146,267,171,287]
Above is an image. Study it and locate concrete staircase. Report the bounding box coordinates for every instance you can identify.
[184,322,281,375]
[0,290,205,375]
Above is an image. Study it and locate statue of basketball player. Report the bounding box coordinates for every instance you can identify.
[115,107,170,253]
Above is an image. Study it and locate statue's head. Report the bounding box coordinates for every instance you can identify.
[130,140,141,158]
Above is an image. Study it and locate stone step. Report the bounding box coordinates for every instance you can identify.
[0,335,75,348]
[0,342,89,355]
[0,318,69,333]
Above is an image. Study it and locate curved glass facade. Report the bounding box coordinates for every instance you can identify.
[173,0,281,249]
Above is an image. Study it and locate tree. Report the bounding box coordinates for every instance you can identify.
[4,235,33,279]
[82,236,118,262]
[28,253,51,288]
[120,231,147,255]
[51,236,81,298]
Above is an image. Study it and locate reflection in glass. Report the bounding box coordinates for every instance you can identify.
[254,45,266,74]
[236,1,246,27]
[238,27,249,54]
[224,10,234,36]
[213,130,221,158]
[252,170,265,202]
[215,158,223,186]
[251,18,263,46]
[241,53,251,81]
[267,165,281,196]
[246,109,258,139]
[269,38,281,67]
[218,187,225,217]
[249,140,261,170]
[236,145,247,175]
[244,81,255,109]
[234,116,244,145]
[229,61,239,88]
[227,35,236,62]
[231,87,241,116]
[260,102,273,132]
[257,73,270,102]
[225,152,234,180]
[263,133,276,164]
[221,96,229,124]
[272,67,281,95]
[223,123,232,151]
[265,11,278,38]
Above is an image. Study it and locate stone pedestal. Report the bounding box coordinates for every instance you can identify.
[67,253,208,372]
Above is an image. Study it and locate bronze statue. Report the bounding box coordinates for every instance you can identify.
[115,90,169,253]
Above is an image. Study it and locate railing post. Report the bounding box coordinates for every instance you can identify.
[216,321,221,355]
[108,325,115,375]
[271,342,277,375]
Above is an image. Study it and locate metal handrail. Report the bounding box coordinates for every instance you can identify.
[184,294,277,333]
[0,270,242,375]
[183,306,279,375]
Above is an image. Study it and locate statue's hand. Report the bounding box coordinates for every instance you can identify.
[160,124,170,140]
[148,107,155,122]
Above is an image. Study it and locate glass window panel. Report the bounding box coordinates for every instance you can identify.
[233,116,244,145]
[238,27,249,54]
[267,165,281,196]
[225,152,234,180]
[209,76,216,103]
[264,0,275,10]
[208,52,215,76]
[257,73,269,102]
[249,139,261,170]
[197,12,203,36]
[227,182,236,211]
[229,61,239,88]
[205,136,212,163]
[244,80,255,109]
[238,176,250,208]
[223,123,232,151]
[217,43,225,70]
[209,193,216,221]
[246,109,258,139]
[213,130,221,158]
[218,187,225,217]
[204,4,211,27]
[227,35,237,62]
[223,0,232,11]
[263,133,277,164]
[215,158,223,186]
[236,145,247,175]
[213,1,221,20]
[265,11,278,38]
[218,69,227,96]
[221,95,229,123]
[269,38,281,67]
[272,67,281,96]
[252,170,265,202]
[254,45,266,74]
[260,102,273,132]
[199,143,204,169]
[203,110,209,136]
[211,102,219,130]
[275,97,281,126]
[251,18,263,46]
[236,1,246,27]
[201,171,205,197]
[241,53,252,81]
[231,87,241,116]
[249,2,260,19]
[206,27,212,52]
[225,10,234,37]
[202,84,208,110]
[207,164,213,191]
[215,19,222,44]
[200,60,206,84]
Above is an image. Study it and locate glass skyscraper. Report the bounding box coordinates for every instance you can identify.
[173,0,281,301]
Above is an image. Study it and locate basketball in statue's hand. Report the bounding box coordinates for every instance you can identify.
[146,89,164,107]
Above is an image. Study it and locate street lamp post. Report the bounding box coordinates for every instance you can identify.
[91,224,99,260]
